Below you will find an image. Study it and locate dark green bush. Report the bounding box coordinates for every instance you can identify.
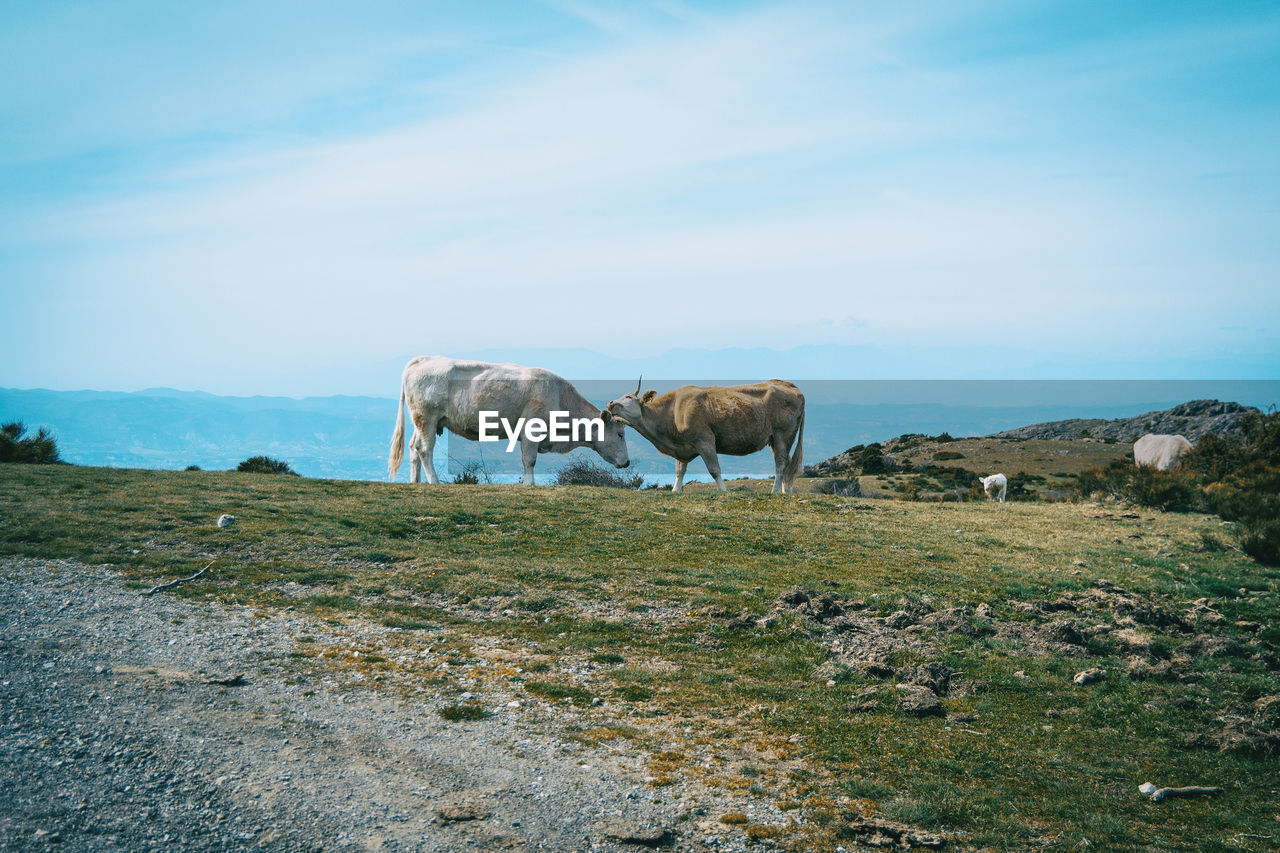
[1181,432,1247,481]
[1126,467,1202,511]
[438,704,492,722]
[235,455,298,475]
[555,459,645,488]
[1239,519,1280,565]
[933,450,965,461]
[1075,459,1127,500]
[0,421,63,464]
[858,443,896,474]
[812,477,862,497]
[892,466,981,501]
[1076,460,1201,511]
[1007,471,1047,501]
[920,466,979,491]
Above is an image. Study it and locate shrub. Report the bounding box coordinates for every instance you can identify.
[921,466,980,491]
[0,421,63,464]
[449,460,493,484]
[184,464,201,471]
[1181,431,1248,481]
[1007,471,1047,501]
[1075,459,1128,500]
[933,450,965,461]
[858,443,896,474]
[235,455,298,475]
[812,477,862,497]
[555,460,645,489]
[590,652,625,664]
[1239,519,1280,565]
[1078,461,1202,511]
[438,704,492,722]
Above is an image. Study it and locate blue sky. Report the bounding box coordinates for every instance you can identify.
[2,0,1277,395]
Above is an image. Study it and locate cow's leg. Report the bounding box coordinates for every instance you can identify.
[418,428,440,484]
[520,439,538,485]
[699,447,726,491]
[407,426,423,484]
[770,438,790,494]
[998,485,1006,503]
[673,459,688,493]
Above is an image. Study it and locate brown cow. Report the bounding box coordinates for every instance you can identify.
[606,379,804,493]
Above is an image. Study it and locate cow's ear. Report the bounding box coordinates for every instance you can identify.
[600,409,613,423]
[641,390,657,404]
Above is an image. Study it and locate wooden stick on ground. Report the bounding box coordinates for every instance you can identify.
[1150,786,1223,803]
[142,560,215,597]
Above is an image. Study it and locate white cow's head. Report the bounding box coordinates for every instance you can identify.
[594,407,631,469]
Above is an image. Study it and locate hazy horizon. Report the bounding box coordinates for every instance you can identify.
[4,344,1278,400]
[4,380,1276,482]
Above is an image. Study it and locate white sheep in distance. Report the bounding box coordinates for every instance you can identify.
[979,473,1007,502]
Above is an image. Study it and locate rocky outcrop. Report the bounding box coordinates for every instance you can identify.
[992,399,1257,442]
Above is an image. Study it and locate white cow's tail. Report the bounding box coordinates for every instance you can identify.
[388,382,407,481]
[782,406,804,491]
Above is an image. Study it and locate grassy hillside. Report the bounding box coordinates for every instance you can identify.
[800,435,1133,501]
[879,436,1132,477]
[3,464,1278,850]
[865,436,1132,500]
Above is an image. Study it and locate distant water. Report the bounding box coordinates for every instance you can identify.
[2,380,1276,482]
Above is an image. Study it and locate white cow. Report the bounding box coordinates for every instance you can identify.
[979,473,1007,502]
[1133,433,1193,471]
[388,356,630,485]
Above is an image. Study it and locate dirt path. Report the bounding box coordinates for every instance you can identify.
[1,559,757,852]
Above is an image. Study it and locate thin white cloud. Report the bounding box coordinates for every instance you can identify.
[2,1,1277,390]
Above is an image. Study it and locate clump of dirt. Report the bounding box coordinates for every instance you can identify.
[1183,716,1280,757]
[1181,693,1280,757]
[844,816,946,849]
[769,577,1276,712]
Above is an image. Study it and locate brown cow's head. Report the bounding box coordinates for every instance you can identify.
[605,376,655,426]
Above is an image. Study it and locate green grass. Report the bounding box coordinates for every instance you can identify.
[2,463,1278,851]
[524,680,596,706]
[438,703,492,722]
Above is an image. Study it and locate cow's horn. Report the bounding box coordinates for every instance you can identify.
[635,375,642,395]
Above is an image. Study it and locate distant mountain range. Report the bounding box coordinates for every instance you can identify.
[2,383,1276,483]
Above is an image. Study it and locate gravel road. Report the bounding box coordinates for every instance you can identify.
[1,559,769,852]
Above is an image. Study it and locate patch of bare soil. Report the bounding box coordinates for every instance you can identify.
[0,559,775,852]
